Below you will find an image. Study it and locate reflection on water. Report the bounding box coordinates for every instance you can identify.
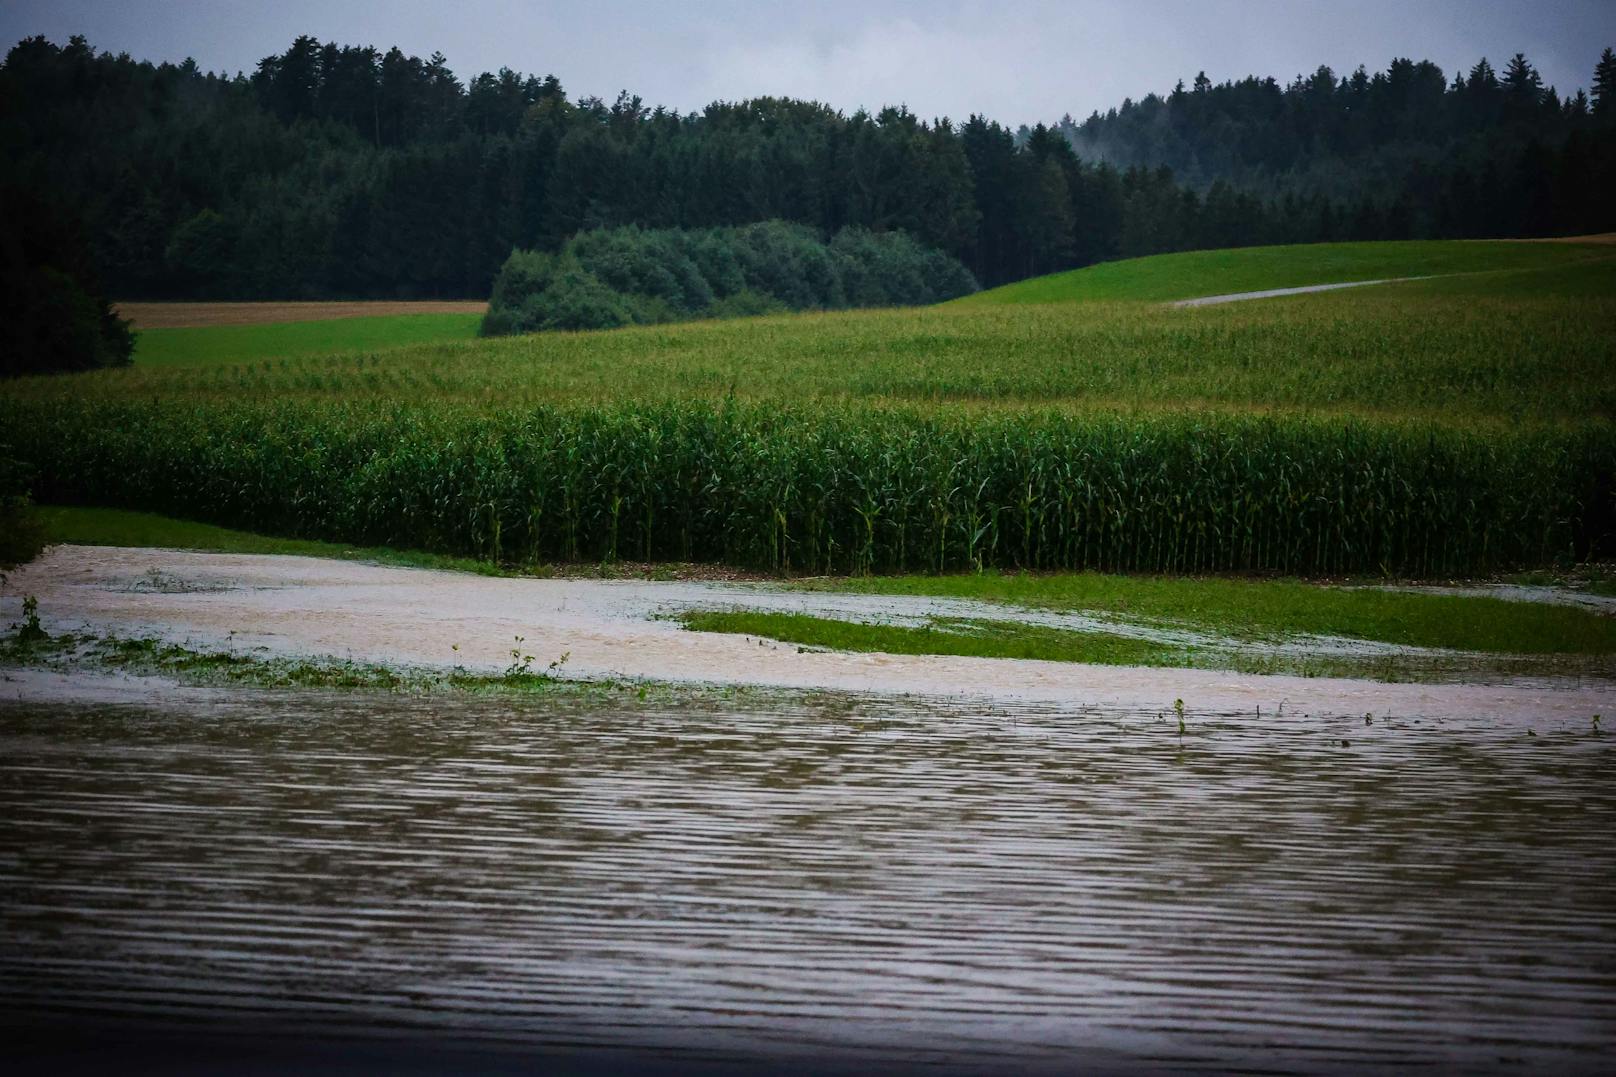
[2,689,1613,1073]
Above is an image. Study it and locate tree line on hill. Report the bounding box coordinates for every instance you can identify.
[1,34,1613,311]
[1061,51,1616,215]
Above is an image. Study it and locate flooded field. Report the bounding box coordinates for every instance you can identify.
[3,688,1613,1073]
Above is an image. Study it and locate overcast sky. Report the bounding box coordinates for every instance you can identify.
[4,1,1613,126]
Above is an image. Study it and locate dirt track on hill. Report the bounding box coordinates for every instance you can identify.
[116,301,488,329]
[1171,277,1429,307]
[6,545,1611,721]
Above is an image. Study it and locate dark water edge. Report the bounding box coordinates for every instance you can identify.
[3,687,1614,1074]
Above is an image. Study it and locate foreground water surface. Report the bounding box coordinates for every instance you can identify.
[2,686,1612,1073]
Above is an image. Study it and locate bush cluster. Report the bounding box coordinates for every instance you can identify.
[481,222,979,336]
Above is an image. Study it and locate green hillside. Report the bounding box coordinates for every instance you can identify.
[955,239,1610,305]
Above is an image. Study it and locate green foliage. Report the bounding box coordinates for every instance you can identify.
[0,184,134,377]
[481,223,979,335]
[6,247,1611,579]
[164,209,238,294]
[13,595,46,643]
[5,400,1610,577]
[0,453,47,571]
[4,34,1615,308]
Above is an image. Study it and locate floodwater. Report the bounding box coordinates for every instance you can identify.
[10,545,1614,721]
[3,688,1613,1074]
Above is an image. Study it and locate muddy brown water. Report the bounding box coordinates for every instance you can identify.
[3,689,1613,1073]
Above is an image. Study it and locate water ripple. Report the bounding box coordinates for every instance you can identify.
[2,691,1612,1072]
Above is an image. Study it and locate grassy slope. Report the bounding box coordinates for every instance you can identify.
[19,251,1612,423]
[37,506,502,575]
[133,313,483,366]
[954,238,1607,305]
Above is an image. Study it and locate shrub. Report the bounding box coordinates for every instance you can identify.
[481,252,632,334]
[0,184,134,377]
[0,453,46,571]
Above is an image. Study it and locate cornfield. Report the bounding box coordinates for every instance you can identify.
[9,398,1612,576]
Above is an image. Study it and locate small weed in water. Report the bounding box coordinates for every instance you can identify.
[12,595,47,645]
[502,638,570,688]
[506,636,536,679]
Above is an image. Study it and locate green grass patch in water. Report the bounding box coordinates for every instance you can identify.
[682,610,1189,666]
[679,607,1614,683]
[796,571,1616,656]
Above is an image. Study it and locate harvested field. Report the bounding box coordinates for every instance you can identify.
[116,300,488,329]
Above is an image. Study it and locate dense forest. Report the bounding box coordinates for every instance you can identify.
[2,35,1613,302]
[1061,52,1616,200]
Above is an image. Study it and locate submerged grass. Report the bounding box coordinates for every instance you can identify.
[679,608,1616,683]
[0,628,751,704]
[799,571,1616,655]
[683,610,1185,666]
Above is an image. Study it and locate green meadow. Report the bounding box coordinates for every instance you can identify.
[73,242,1615,422]
[132,312,483,367]
[955,237,1606,304]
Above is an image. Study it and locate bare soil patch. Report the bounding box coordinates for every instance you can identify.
[116,301,488,329]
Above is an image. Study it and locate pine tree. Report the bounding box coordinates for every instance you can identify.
[1593,47,1616,117]
[1502,53,1543,107]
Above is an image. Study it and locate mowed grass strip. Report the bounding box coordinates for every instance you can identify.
[132,312,484,366]
[36,506,505,576]
[797,572,1616,655]
[954,238,1611,305]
